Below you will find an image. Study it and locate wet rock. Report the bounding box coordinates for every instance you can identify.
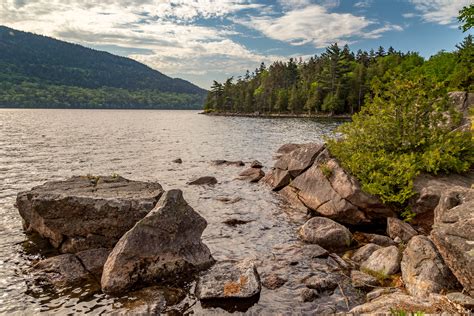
[212,160,245,167]
[250,160,263,168]
[120,286,167,315]
[353,232,396,247]
[290,149,394,225]
[195,259,261,300]
[304,271,341,291]
[267,169,291,191]
[216,196,242,204]
[223,218,253,227]
[298,217,352,251]
[350,293,463,314]
[387,217,417,243]
[16,176,164,252]
[446,292,474,309]
[351,243,382,263]
[76,248,111,279]
[238,168,265,183]
[32,254,95,289]
[401,235,459,297]
[431,187,474,295]
[361,246,401,276]
[101,190,214,295]
[262,274,287,290]
[172,158,182,164]
[300,288,318,302]
[187,176,217,185]
[351,270,379,289]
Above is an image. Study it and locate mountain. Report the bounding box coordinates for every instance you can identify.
[0,26,207,109]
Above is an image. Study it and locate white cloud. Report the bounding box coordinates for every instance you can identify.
[409,0,471,25]
[236,5,402,48]
[354,0,372,9]
[402,13,416,18]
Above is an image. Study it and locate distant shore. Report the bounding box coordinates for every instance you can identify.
[199,111,352,120]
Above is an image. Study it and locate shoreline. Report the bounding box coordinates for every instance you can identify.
[199,111,352,120]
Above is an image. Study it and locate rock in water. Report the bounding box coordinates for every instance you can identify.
[298,217,352,251]
[32,254,95,289]
[16,176,164,253]
[431,187,474,295]
[76,248,111,280]
[101,190,214,295]
[386,218,417,242]
[250,160,263,168]
[238,168,265,183]
[195,259,261,300]
[361,246,401,276]
[401,235,459,297]
[187,176,218,185]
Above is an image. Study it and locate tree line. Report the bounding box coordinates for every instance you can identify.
[204,36,473,115]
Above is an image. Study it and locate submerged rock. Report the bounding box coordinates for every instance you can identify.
[212,160,245,167]
[32,254,95,289]
[298,217,352,251]
[262,274,287,290]
[172,158,182,164]
[16,176,164,253]
[401,235,459,297]
[360,246,401,276]
[304,271,341,291]
[300,288,318,302]
[386,218,417,243]
[187,176,218,185]
[195,259,261,300]
[431,187,474,295]
[238,168,265,183]
[101,190,214,295]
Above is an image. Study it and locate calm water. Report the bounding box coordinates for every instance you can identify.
[0,109,342,315]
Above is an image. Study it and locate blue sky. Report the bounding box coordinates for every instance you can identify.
[1,0,472,89]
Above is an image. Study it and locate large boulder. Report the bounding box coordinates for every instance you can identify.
[32,254,96,289]
[195,259,261,300]
[298,217,352,251]
[361,246,401,276]
[350,293,463,314]
[401,235,459,297]
[101,190,214,295]
[386,218,417,243]
[291,149,394,225]
[16,176,164,253]
[431,187,474,295]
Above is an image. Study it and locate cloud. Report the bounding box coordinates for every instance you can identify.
[402,13,416,18]
[409,0,471,25]
[354,0,372,9]
[236,5,402,48]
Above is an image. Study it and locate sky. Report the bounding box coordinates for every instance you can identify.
[1,0,472,89]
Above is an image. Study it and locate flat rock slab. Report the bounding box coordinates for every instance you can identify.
[101,190,214,295]
[195,259,261,300]
[16,176,164,253]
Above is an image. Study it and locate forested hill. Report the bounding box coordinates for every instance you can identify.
[204,36,473,115]
[0,26,207,109]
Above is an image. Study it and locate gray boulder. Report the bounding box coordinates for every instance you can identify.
[238,168,265,183]
[195,259,261,300]
[401,235,459,297]
[16,176,164,253]
[431,186,474,295]
[386,217,417,242]
[298,217,352,251]
[101,190,214,295]
[32,254,95,289]
[187,176,218,185]
[351,243,382,263]
[361,246,401,276]
[76,248,111,280]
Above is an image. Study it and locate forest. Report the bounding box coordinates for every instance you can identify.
[0,26,206,109]
[204,36,473,115]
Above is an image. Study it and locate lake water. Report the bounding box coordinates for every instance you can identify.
[0,109,342,314]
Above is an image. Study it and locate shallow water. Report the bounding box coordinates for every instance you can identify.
[0,109,344,314]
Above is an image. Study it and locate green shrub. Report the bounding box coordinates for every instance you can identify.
[328,73,474,208]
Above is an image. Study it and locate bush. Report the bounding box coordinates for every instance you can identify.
[328,73,474,207]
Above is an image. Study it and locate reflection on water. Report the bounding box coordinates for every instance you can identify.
[0,109,342,314]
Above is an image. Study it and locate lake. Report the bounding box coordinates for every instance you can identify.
[0,109,342,314]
